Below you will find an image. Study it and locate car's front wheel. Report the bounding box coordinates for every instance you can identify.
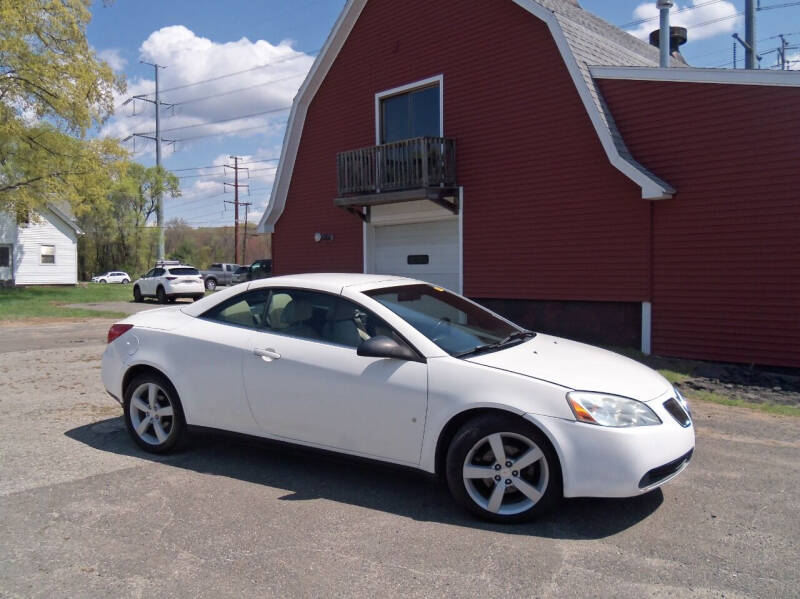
[156,286,167,304]
[445,413,561,523]
[133,286,143,302]
[100,279,107,284]
[123,373,186,454]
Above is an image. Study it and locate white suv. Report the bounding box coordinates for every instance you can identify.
[133,265,205,303]
[92,271,130,284]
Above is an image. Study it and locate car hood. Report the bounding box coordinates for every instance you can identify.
[466,334,672,402]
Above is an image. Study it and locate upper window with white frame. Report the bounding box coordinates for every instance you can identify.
[40,245,55,264]
[379,82,441,144]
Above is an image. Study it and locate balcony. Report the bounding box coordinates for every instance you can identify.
[335,137,458,220]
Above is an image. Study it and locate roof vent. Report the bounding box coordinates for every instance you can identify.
[649,26,688,61]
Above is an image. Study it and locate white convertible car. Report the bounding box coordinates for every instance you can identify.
[102,273,694,522]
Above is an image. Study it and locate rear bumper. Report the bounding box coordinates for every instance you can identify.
[525,409,695,498]
[167,292,204,299]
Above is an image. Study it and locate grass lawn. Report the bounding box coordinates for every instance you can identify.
[0,284,131,320]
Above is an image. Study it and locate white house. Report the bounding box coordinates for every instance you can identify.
[0,205,81,285]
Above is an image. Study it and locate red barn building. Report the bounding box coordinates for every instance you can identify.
[257,0,800,368]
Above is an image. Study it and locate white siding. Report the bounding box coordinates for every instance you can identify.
[13,210,78,285]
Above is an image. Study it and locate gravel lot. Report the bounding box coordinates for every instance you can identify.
[1,320,799,598]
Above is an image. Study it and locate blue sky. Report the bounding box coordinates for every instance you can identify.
[86,0,799,228]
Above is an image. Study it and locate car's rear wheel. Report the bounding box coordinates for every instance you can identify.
[204,278,217,291]
[133,286,143,302]
[124,373,186,454]
[122,278,130,284]
[156,286,167,304]
[445,413,561,523]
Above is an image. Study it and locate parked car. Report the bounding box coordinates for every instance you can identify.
[103,273,694,523]
[199,263,241,291]
[231,265,250,285]
[244,259,272,281]
[132,264,205,304]
[91,271,130,284]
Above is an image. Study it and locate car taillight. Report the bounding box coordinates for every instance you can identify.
[107,323,134,344]
[165,276,177,280]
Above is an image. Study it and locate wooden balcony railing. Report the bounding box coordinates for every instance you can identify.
[337,137,456,197]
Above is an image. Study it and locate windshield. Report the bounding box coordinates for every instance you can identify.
[365,284,525,356]
[168,267,199,275]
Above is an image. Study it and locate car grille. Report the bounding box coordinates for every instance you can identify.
[663,398,691,428]
[638,449,693,489]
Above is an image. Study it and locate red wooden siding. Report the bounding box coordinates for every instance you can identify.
[274,0,650,301]
[598,79,800,367]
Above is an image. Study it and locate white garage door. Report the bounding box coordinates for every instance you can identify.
[372,219,460,291]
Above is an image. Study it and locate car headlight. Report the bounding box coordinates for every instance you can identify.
[566,391,662,427]
[674,386,691,417]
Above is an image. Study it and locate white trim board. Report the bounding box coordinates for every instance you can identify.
[374,75,444,144]
[590,66,800,87]
[257,0,674,234]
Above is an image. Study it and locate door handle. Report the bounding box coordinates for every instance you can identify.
[253,347,281,361]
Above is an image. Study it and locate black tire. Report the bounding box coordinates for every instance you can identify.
[122,278,130,284]
[204,278,217,291]
[123,372,187,454]
[445,413,562,523]
[156,286,167,304]
[100,279,107,284]
[193,294,204,302]
[133,286,143,303]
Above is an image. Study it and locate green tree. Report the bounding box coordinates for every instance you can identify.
[0,0,127,216]
[78,164,181,279]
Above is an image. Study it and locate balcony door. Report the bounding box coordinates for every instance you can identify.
[379,82,441,144]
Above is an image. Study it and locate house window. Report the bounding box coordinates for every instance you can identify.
[40,245,55,264]
[379,82,441,144]
[0,246,10,268]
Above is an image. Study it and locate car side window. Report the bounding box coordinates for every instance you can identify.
[264,288,407,349]
[202,290,268,329]
[144,269,155,278]
[153,268,165,277]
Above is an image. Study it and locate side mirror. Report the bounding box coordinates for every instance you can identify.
[357,335,421,362]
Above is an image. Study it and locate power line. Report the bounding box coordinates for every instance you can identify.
[144,106,292,136]
[758,2,800,10]
[171,122,283,143]
[168,157,279,174]
[620,0,725,28]
[171,73,305,106]
[139,50,319,97]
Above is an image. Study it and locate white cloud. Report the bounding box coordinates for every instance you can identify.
[97,48,127,72]
[627,1,741,43]
[102,26,314,152]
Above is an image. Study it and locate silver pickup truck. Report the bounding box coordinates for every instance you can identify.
[199,263,241,290]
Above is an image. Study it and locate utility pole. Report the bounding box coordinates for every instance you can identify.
[223,156,249,264]
[121,62,174,260]
[745,0,757,69]
[242,204,249,265]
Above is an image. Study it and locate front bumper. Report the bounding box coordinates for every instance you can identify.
[525,402,695,498]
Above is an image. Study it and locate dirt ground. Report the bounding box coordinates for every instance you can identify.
[1,319,799,598]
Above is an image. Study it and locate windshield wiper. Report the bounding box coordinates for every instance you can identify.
[454,330,536,358]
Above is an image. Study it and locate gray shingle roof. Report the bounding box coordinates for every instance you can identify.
[534,0,678,192]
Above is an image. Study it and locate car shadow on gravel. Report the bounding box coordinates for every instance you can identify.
[66,417,663,540]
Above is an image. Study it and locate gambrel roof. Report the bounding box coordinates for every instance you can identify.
[259,0,678,233]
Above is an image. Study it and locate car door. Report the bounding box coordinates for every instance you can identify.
[139,269,155,294]
[242,288,428,465]
[173,289,268,434]
[147,268,165,295]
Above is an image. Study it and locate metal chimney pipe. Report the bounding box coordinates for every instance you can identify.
[657,0,674,68]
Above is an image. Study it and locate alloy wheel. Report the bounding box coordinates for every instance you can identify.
[129,382,175,446]
[462,432,549,515]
